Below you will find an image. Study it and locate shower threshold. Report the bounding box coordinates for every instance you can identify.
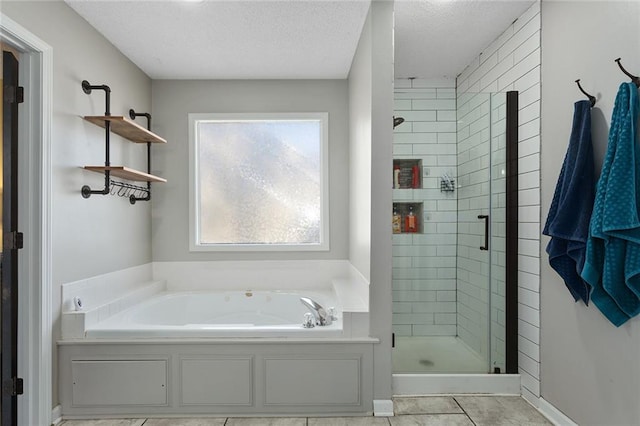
[392,373,521,395]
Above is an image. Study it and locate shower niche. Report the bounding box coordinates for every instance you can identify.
[393,202,423,234]
[393,159,422,189]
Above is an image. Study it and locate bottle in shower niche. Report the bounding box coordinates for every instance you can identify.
[405,205,417,233]
[411,165,420,188]
[392,204,402,234]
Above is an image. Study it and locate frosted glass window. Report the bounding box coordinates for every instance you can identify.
[189,113,329,251]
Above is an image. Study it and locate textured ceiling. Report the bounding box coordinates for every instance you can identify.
[65,0,371,80]
[66,0,535,80]
[395,0,536,79]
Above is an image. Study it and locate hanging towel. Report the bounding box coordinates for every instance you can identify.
[582,82,640,326]
[543,100,595,304]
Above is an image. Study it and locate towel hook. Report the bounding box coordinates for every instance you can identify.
[575,79,596,107]
[615,58,640,87]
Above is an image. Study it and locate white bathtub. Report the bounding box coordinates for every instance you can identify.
[85,290,343,338]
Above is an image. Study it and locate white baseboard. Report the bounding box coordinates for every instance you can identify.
[393,374,521,395]
[50,405,62,425]
[538,397,578,426]
[373,399,394,417]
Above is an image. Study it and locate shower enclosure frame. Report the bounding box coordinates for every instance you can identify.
[504,91,519,374]
[392,90,520,392]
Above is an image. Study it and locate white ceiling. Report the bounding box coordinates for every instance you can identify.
[394,0,535,79]
[65,0,535,81]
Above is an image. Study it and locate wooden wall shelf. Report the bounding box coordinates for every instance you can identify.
[80,80,167,203]
[83,166,167,183]
[83,116,167,144]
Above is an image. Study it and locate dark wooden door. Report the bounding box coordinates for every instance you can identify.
[1,49,23,426]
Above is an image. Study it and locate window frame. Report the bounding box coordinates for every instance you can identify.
[188,112,330,252]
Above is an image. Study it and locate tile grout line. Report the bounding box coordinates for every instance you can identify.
[453,396,479,426]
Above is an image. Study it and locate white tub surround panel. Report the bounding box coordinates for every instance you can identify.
[61,281,165,339]
[334,266,371,338]
[58,341,375,418]
[393,78,458,338]
[61,263,153,312]
[58,259,375,417]
[61,264,164,339]
[457,1,541,401]
[61,260,370,340]
[152,259,355,291]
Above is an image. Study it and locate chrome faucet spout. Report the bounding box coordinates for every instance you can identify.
[300,296,332,326]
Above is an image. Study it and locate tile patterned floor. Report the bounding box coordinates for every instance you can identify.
[59,396,553,426]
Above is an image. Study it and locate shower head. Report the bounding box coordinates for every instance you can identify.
[393,116,405,128]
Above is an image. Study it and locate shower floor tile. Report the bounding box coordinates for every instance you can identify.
[393,336,488,373]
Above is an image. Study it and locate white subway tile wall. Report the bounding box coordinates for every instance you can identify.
[457,1,541,399]
[393,78,458,337]
[456,90,492,364]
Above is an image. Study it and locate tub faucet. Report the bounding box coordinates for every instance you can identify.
[300,297,332,326]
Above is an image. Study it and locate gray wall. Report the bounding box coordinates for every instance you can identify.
[540,2,640,424]
[348,1,394,402]
[3,0,153,407]
[348,5,372,282]
[151,80,349,261]
[369,1,394,401]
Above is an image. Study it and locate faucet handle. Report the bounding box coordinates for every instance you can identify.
[303,312,315,328]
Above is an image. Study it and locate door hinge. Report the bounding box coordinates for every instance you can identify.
[3,86,23,104]
[3,377,24,396]
[4,231,24,250]
[392,332,395,348]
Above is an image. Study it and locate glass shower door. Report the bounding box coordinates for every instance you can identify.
[489,92,508,373]
[456,92,493,373]
[392,90,515,374]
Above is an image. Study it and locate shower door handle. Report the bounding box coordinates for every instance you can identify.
[478,215,489,251]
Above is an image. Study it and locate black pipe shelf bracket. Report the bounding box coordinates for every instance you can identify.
[128,109,153,205]
[80,80,167,204]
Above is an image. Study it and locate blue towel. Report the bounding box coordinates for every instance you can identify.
[582,82,640,326]
[543,100,595,304]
